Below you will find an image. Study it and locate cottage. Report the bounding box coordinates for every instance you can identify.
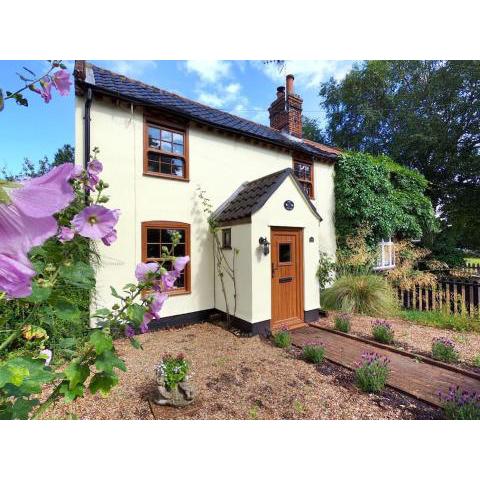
[74,61,340,335]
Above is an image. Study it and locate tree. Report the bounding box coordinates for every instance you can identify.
[335,151,437,246]
[320,61,480,250]
[302,115,327,143]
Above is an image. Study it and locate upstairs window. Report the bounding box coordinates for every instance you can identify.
[293,158,314,199]
[374,238,395,270]
[141,221,191,294]
[144,120,188,180]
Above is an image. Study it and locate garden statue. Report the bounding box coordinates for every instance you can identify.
[153,354,194,407]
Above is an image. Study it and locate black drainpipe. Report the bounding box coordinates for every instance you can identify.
[84,87,93,204]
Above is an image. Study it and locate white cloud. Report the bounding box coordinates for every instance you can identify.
[225,82,241,94]
[197,92,225,108]
[105,60,157,77]
[185,60,231,83]
[257,60,355,89]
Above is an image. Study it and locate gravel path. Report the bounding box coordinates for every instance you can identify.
[317,313,480,367]
[45,322,437,420]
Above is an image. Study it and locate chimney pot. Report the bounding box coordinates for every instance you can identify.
[286,74,295,94]
[276,86,285,98]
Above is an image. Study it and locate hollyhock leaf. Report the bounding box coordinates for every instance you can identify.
[53,299,81,322]
[59,261,95,289]
[24,283,52,304]
[64,361,90,390]
[89,330,113,355]
[59,382,84,403]
[92,308,111,319]
[11,398,39,419]
[127,304,146,327]
[129,337,143,350]
[95,351,126,375]
[89,372,118,397]
[110,286,122,299]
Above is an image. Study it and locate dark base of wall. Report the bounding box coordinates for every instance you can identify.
[304,308,320,323]
[149,308,214,331]
[147,308,319,336]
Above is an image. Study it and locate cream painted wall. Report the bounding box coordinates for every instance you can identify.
[251,177,321,322]
[75,96,335,325]
[213,224,252,321]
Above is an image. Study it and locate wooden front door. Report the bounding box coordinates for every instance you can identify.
[271,228,304,331]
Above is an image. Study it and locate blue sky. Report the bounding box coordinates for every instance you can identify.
[0,60,355,175]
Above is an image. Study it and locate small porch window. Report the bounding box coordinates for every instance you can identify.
[221,228,231,249]
[374,238,395,270]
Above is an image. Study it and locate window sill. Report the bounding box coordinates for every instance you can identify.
[373,265,396,271]
[143,172,190,182]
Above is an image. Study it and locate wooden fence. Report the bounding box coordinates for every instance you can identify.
[397,279,480,317]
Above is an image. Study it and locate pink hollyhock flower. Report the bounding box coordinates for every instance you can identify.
[58,226,75,243]
[52,70,71,96]
[101,228,117,246]
[124,325,135,338]
[161,270,179,291]
[71,164,83,179]
[174,256,190,273]
[148,291,168,320]
[0,163,75,257]
[72,205,120,240]
[86,159,103,191]
[0,253,36,298]
[135,262,159,282]
[39,79,52,103]
[140,316,151,334]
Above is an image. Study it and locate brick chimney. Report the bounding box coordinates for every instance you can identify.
[268,74,303,138]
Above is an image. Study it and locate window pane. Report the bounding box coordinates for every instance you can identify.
[300,181,311,197]
[148,127,161,149]
[161,130,172,142]
[174,243,186,256]
[147,228,160,243]
[147,244,160,258]
[160,157,172,174]
[161,141,173,152]
[279,243,291,263]
[172,143,184,154]
[147,152,160,172]
[175,272,185,289]
[171,158,184,177]
[173,133,184,145]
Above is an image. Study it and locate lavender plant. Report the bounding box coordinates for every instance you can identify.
[355,351,390,393]
[155,353,189,391]
[438,385,480,420]
[302,341,325,364]
[371,319,394,344]
[334,313,351,333]
[431,337,459,363]
[273,325,291,349]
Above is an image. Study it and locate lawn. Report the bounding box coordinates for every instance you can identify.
[465,257,480,265]
[41,322,436,420]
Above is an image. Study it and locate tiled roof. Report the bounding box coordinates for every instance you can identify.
[75,62,339,162]
[212,168,322,224]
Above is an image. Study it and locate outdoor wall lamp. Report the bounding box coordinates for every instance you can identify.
[258,237,270,256]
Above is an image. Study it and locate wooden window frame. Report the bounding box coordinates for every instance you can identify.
[143,116,189,181]
[373,238,396,271]
[292,157,314,199]
[221,228,232,250]
[141,221,191,296]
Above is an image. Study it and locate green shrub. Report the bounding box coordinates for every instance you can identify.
[371,319,394,344]
[322,274,398,316]
[355,352,390,393]
[273,327,291,349]
[334,313,351,333]
[399,309,480,333]
[439,386,480,420]
[302,342,325,364]
[431,337,459,363]
[155,354,189,391]
[473,355,480,368]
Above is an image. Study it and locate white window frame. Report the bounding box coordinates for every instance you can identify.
[374,238,395,270]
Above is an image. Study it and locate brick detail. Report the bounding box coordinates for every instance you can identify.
[268,78,303,138]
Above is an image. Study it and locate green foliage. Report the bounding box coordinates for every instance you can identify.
[355,353,390,393]
[399,310,480,333]
[431,339,459,363]
[302,115,326,143]
[316,251,335,290]
[439,386,480,420]
[334,151,436,244]
[320,60,480,251]
[157,354,189,391]
[273,329,291,349]
[334,313,351,333]
[302,344,325,364]
[371,321,395,344]
[322,274,398,316]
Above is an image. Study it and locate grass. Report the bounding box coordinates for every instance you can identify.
[322,274,398,317]
[465,257,480,265]
[302,344,325,364]
[398,309,480,333]
[273,330,291,349]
